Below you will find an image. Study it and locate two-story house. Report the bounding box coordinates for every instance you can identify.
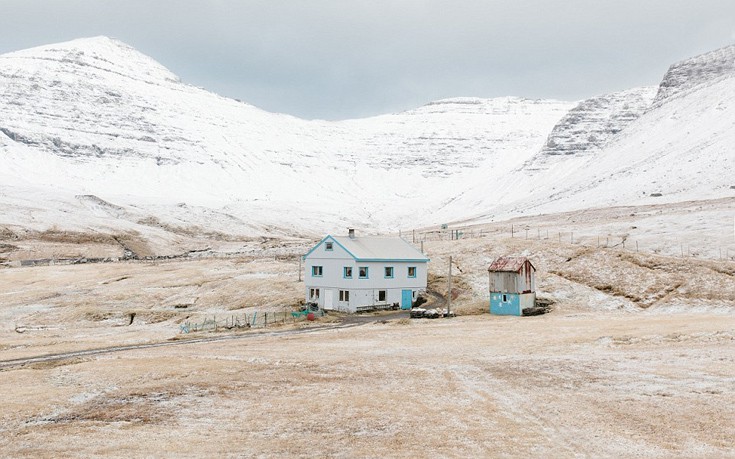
[303,229,429,312]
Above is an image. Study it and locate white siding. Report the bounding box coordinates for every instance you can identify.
[304,238,427,312]
[520,293,536,310]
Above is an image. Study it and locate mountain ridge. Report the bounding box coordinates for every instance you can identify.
[1,36,733,242]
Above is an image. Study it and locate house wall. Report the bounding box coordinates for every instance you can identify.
[304,237,427,312]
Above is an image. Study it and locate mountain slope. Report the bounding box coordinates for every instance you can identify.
[462,49,735,222]
[1,37,733,245]
[0,37,573,234]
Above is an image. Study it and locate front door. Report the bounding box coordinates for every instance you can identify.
[401,290,413,309]
[324,289,334,310]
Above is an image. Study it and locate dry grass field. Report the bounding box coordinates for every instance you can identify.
[1,204,734,457]
[0,313,733,457]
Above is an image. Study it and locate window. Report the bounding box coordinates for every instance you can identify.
[378,290,387,302]
[358,267,369,279]
[384,267,394,278]
[407,266,417,278]
[310,288,320,299]
[312,266,323,277]
[325,242,333,251]
[339,290,350,302]
[343,267,353,278]
[502,294,508,302]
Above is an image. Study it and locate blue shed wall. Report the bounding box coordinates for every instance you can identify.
[490,293,535,316]
[490,293,521,315]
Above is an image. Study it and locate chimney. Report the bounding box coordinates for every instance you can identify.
[348,228,355,239]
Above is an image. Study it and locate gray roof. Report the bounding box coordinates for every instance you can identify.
[325,235,429,262]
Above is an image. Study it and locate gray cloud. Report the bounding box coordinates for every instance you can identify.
[1,0,734,119]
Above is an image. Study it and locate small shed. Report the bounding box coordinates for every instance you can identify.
[488,256,536,316]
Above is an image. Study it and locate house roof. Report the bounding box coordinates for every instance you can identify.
[488,256,535,273]
[305,235,429,262]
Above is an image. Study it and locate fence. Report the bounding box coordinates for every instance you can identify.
[407,225,735,261]
[178,309,325,334]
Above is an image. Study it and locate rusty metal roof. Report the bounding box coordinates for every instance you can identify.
[487,256,535,272]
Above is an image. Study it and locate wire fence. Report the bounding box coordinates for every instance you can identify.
[2,247,306,269]
[406,226,735,261]
[178,309,325,334]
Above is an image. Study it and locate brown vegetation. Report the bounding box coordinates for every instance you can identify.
[1,201,734,457]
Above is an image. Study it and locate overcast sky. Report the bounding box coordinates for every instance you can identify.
[2,1,734,120]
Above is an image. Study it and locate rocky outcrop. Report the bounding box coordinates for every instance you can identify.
[653,44,735,105]
[539,87,656,158]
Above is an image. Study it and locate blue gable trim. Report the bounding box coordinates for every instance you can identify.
[303,235,360,261]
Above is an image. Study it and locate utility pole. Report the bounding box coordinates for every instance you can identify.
[447,256,452,316]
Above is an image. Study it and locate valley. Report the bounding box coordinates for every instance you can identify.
[1,210,733,457]
[0,36,734,458]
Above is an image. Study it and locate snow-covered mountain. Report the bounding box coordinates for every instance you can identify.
[459,44,735,223]
[1,37,733,242]
[0,37,573,235]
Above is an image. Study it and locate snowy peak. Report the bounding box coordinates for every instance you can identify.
[0,36,179,84]
[0,36,201,164]
[653,44,735,105]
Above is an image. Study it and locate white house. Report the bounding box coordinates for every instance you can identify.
[303,230,429,312]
